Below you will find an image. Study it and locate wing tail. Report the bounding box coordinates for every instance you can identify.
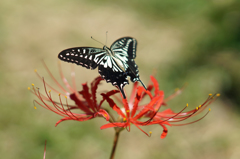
[117,85,126,99]
[138,79,147,90]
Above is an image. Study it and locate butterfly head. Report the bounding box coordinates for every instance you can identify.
[103,46,113,56]
[103,45,109,50]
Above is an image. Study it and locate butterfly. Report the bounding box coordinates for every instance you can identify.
[58,37,146,98]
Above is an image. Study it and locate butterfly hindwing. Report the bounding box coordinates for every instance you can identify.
[111,37,140,82]
[126,59,140,82]
[111,37,137,59]
[58,47,106,70]
[98,65,129,98]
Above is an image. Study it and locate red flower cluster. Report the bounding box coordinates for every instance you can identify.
[29,63,219,139]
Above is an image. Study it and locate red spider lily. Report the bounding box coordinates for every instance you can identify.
[28,62,118,126]
[100,76,220,139]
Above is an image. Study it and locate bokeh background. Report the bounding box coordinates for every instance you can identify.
[1,0,240,158]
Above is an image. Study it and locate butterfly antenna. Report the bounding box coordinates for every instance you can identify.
[105,31,108,46]
[91,36,105,46]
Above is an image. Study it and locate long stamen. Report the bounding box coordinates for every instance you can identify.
[58,61,74,93]
[42,61,69,94]
[171,108,211,126]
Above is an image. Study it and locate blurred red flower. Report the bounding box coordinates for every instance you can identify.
[29,62,219,139]
[29,62,118,126]
[100,76,219,139]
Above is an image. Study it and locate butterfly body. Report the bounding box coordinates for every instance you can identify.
[58,37,146,98]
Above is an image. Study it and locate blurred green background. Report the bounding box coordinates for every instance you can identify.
[1,0,240,158]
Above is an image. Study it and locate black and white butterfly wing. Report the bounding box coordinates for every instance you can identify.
[58,47,106,70]
[111,37,146,86]
[111,37,137,59]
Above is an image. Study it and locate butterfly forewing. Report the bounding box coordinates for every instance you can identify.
[58,47,106,69]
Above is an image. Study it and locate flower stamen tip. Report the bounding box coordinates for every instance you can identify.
[209,93,212,96]
[34,69,37,72]
[126,110,130,113]
[34,106,37,109]
[49,90,51,93]
[186,103,188,107]
[149,131,152,137]
[28,87,30,90]
[175,88,179,92]
[31,83,34,86]
[199,105,202,108]
[209,108,211,111]
[123,118,126,122]
[58,93,61,96]
[217,93,220,97]
[196,107,199,110]
[64,96,67,99]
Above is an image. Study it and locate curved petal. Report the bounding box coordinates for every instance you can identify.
[91,76,104,108]
[150,76,159,96]
[160,124,168,139]
[97,109,110,121]
[100,122,127,129]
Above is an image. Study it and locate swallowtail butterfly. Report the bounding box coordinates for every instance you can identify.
[58,37,146,98]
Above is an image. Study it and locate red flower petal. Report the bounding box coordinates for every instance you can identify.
[91,76,104,108]
[81,84,95,111]
[97,109,110,121]
[131,87,145,117]
[160,124,168,139]
[100,122,127,129]
[101,93,126,118]
[150,76,159,96]
[69,92,92,113]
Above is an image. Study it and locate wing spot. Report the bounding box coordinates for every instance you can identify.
[66,53,70,56]
[60,55,63,57]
